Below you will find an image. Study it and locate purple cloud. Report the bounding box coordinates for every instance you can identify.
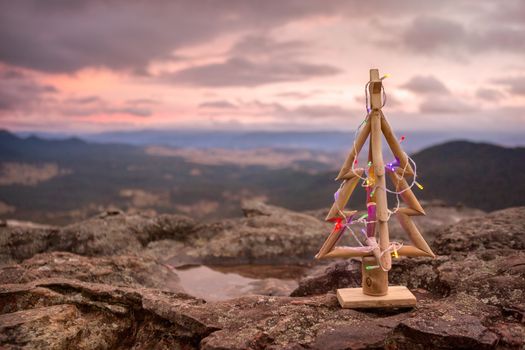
[401,75,450,95]
[163,57,341,87]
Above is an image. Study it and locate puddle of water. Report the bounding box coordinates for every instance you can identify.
[174,264,308,301]
[210,264,308,280]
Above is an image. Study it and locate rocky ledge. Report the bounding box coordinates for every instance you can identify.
[0,203,523,349]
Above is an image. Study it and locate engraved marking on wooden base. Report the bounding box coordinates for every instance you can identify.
[336,286,416,309]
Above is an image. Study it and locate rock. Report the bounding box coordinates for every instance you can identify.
[132,213,197,245]
[433,206,525,253]
[389,293,500,349]
[187,201,331,265]
[0,212,196,263]
[0,251,184,293]
[432,206,525,314]
[1,219,55,230]
[0,205,524,348]
[389,201,485,242]
[144,239,193,266]
[0,202,330,266]
[57,212,196,256]
[0,225,59,265]
[490,321,525,348]
[0,304,131,349]
[437,250,525,312]
[0,201,490,267]
[1,279,514,349]
[241,199,276,217]
[290,260,361,297]
[0,278,213,349]
[388,256,450,295]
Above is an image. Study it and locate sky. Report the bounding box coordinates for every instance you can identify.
[0,0,524,134]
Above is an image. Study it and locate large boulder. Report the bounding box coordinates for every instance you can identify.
[0,211,196,264]
[182,200,331,265]
[0,278,212,349]
[0,251,183,293]
[56,211,196,256]
[433,206,525,253]
[0,225,60,265]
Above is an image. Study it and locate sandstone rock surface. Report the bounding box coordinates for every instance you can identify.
[0,204,524,349]
[2,277,519,349]
[0,211,196,264]
[186,200,331,265]
[0,251,183,293]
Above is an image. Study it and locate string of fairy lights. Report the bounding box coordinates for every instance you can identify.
[329,75,424,271]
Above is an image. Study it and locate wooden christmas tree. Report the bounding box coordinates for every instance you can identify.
[315,69,435,308]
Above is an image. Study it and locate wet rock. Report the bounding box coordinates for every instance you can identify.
[0,251,183,293]
[247,278,299,297]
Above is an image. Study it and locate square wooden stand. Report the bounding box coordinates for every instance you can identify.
[336,286,416,309]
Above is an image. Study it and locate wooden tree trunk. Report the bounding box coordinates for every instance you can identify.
[364,68,390,295]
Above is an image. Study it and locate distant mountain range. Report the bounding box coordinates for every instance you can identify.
[413,140,525,212]
[16,129,525,154]
[0,130,134,162]
[1,130,523,224]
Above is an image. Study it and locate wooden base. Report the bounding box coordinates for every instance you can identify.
[337,286,416,309]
